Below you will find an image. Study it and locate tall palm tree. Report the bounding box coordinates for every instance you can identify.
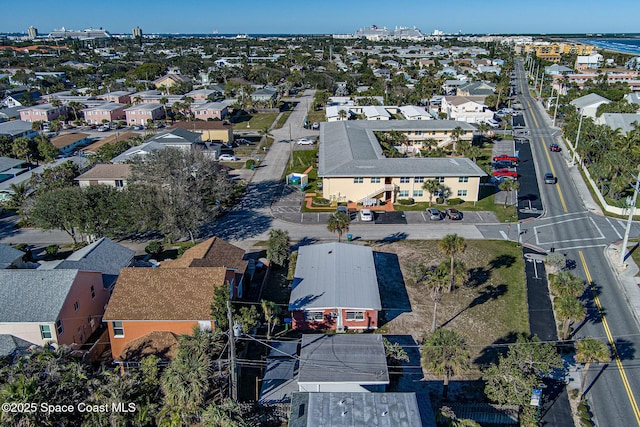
[438,234,466,292]
[550,271,584,298]
[338,109,348,121]
[422,179,441,206]
[11,137,32,163]
[575,337,610,399]
[476,122,490,139]
[554,296,586,340]
[261,299,281,340]
[67,101,84,122]
[498,178,519,208]
[466,146,482,163]
[327,211,350,242]
[421,328,470,400]
[450,126,464,153]
[427,267,447,332]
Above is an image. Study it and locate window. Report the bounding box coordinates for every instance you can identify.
[112,321,124,337]
[73,301,79,311]
[457,190,468,197]
[398,190,409,197]
[304,311,324,322]
[345,311,365,321]
[40,325,52,340]
[371,177,381,184]
[400,177,410,183]
[458,176,469,183]
[413,190,424,197]
[55,320,64,335]
[436,176,445,183]
[414,177,424,183]
[115,180,124,188]
[353,177,363,184]
[90,285,95,299]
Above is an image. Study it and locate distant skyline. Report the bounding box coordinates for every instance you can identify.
[5,0,640,36]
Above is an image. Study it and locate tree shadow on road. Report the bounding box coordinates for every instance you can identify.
[613,338,635,361]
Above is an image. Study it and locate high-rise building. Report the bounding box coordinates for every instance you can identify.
[28,26,38,39]
[132,27,142,38]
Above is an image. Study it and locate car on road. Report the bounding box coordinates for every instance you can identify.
[445,208,463,220]
[493,154,518,163]
[359,209,373,222]
[549,143,560,152]
[544,172,557,184]
[297,138,314,145]
[493,169,518,178]
[426,208,443,220]
[218,154,237,162]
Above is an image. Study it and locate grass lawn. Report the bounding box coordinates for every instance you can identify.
[285,149,320,192]
[230,112,279,131]
[274,111,292,129]
[374,239,528,372]
[306,109,325,124]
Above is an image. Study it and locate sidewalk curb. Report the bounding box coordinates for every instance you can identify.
[602,244,640,330]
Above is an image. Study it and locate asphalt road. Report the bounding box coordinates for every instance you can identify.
[516,58,640,427]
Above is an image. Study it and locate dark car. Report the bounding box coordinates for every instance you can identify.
[492,160,515,169]
[549,143,560,152]
[445,208,463,220]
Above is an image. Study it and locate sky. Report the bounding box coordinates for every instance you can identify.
[4,0,640,36]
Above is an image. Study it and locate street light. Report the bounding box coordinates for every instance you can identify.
[620,171,640,264]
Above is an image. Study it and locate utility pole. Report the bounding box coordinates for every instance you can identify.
[620,170,640,264]
[289,123,293,171]
[227,300,237,401]
[572,111,584,165]
[552,84,561,127]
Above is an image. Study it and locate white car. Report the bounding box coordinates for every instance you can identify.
[297,138,314,145]
[218,154,237,161]
[359,209,373,222]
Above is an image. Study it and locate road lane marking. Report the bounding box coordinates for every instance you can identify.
[544,211,591,220]
[579,251,640,425]
[541,136,568,212]
[604,216,623,239]
[588,217,605,240]
[549,244,607,251]
[499,231,508,240]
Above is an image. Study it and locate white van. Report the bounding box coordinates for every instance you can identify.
[485,118,500,128]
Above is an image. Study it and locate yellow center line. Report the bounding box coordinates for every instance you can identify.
[540,136,568,212]
[579,251,640,425]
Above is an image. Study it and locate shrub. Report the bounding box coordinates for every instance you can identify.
[312,197,331,206]
[577,399,594,427]
[45,244,60,256]
[72,242,88,251]
[447,198,463,205]
[177,242,195,256]
[397,198,415,205]
[436,197,445,204]
[145,241,164,257]
[13,243,27,251]
[245,159,255,169]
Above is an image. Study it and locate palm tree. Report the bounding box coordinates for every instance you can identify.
[11,137,32,163]
[550,271,584,298]
[466,146,482,163]
[338,109,348,121]
[258,126,273,144]
[421,328,470,400]
[67,101,84,122]
[422,179,441,206]
[159,96,169,118]
[498,178,519,208]
[438,234,466,293]
[261,299,281,340]
[476,122,490,139]
[575,337,610,399]
[327,211,350,242]
[450,126,464,153]
[554,296,586,340]
[427,267,447,332]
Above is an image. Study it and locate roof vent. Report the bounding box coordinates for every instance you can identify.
[382,410,389,417]
[339,399,346,406]
[341,410,348,417]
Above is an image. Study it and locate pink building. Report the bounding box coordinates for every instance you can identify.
[192,102,228,121]
[98,91,132,104]
[186,89,217,101]
[83,102,126,124]
[124,102,165,126]
[19,103,66,122]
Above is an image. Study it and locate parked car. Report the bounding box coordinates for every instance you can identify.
[493,169,518,178]
[236,138,252,145]
[336,205,350,221]
[549,143,560,152]
[544,172,557,184]
[311,122,320,130]
[492,160,515,169]
[493,154,518,163]
[297,138,314,145]
[426,208,443,221]
[359,209,373,222]
[218,154,237,162]
[133,125,143,130]
[445,208,463,220]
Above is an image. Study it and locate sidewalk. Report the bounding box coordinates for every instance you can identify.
[604,243,640,329]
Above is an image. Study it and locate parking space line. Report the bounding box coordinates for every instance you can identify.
[604,216,623,239]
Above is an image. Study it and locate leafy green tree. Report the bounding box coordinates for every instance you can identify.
[210,281,231,330]
[326,211,350,242]
[30,161,80,194]
[422,328,470,400]
[438,234,466,292]
[201,399,248,427]
[7,182,30,219]
[35,135,58,162]
[145,241,164,257]
[422,179,441,207]
[30,186,84,243]
[261,300,281,340]
[11,137,33,162]
[575,337,610,399]
[0,135,13,157]
[483,334,562,424]
[235,305,260,336]
[267,229,290,267]
[555,296,586,340]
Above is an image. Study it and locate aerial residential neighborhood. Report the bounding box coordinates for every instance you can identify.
[1,5,640,426]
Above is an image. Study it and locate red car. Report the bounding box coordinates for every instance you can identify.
[493,154,518,163]
[493,169,518,178]
[549,143,560,152]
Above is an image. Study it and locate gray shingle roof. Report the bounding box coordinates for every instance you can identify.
[0,243,24,269]
[0,270,79,323]
[570,93,611,109]
[298,334,389,384]
[319,120,483,177]
[598,113,640,134]
[0,334,36,357]
[147,128,201,144]
[0,120,33,137]
[0,156,25,173]
[289,243,381,311]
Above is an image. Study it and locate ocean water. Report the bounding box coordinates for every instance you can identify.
[579,38,640,56]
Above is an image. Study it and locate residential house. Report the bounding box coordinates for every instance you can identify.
[110,141,166,163]
[124,103,164,126]
[0,334,35,359]
[624,92,640,110]
[18,103,66,123]
[297,334,389,392]
[251,87,278,104]
[169,120,233,143]
[289,392,427,427]
[82,103,126,125]
[570,93,611,118]
[80,131,139,155]
[289,242,381,331]
[191,102,228,121]
[45,91,102,107]
[50,132,91,155]
[575,53,604,70]
[326,105,352,122]
[443,79,466,95]
[0,107,23,122]
[456,81,496,97]
[259,340,300,404]
[441,96,493,123]
[0,157,29,181]
[361,106,390,120]
[153,73,191,90]
[0,120,37,139]
[0,270,108,349]
[97,91,131,104]
[319,120,482,204]
[185,89,218,101]
[595,113,640,134]
[75,164,132,189]
[2,91,41,108]
[0,243,24,269]
[545,64,573,77]
[399,105,431,120]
